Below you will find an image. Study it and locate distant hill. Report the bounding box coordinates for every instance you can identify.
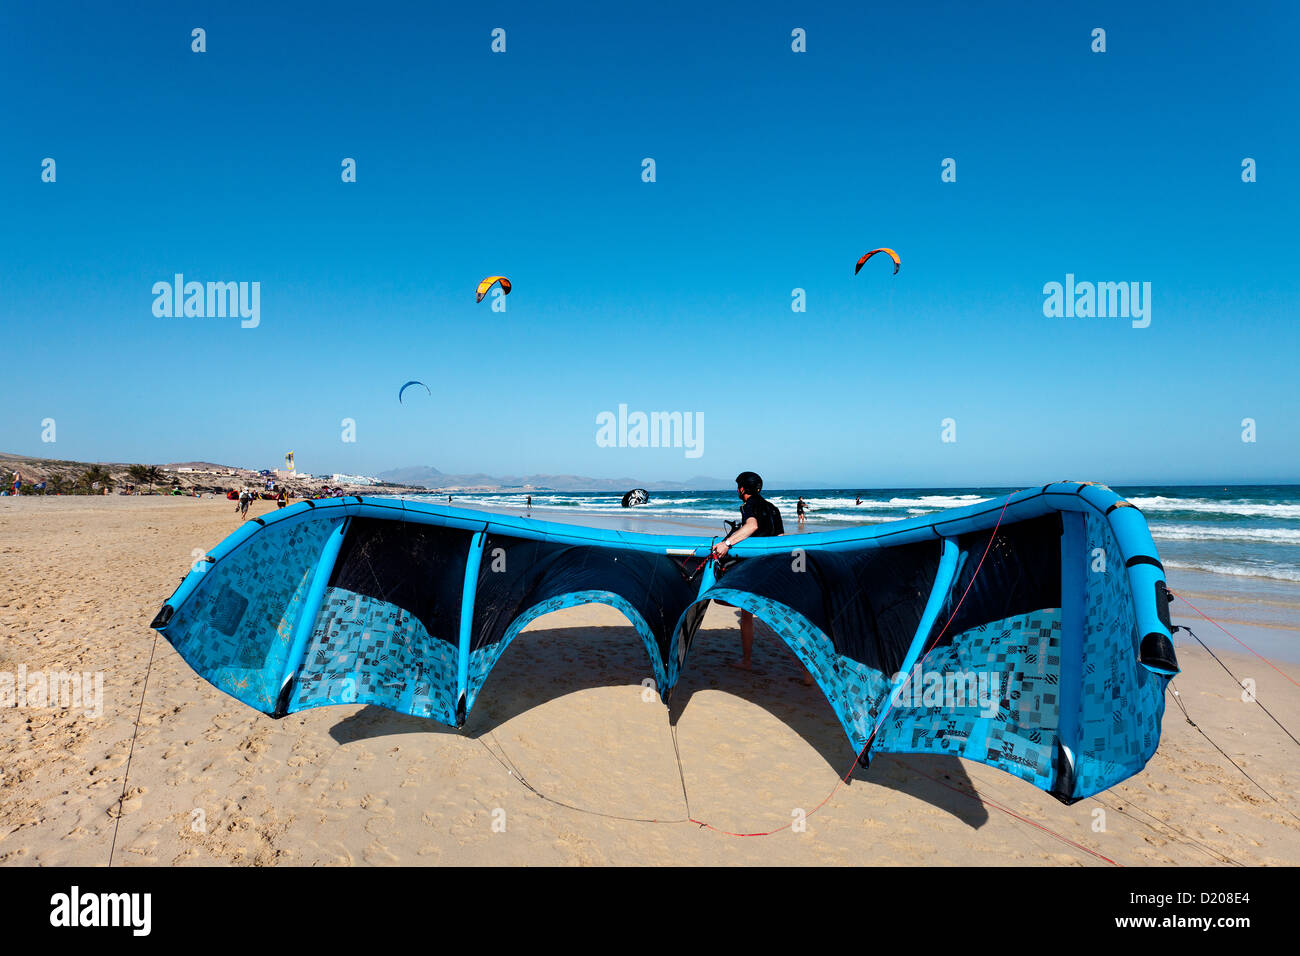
[0,451,426,495]
[163,460,241,471]
[2,450,733,495]
[377,465,446,486]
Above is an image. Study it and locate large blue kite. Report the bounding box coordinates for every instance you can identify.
[151,481,1179,803]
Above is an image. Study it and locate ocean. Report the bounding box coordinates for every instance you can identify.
[417,485,1300,586]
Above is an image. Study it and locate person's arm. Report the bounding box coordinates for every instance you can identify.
[713,516,758,557]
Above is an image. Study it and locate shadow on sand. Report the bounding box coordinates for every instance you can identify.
[326,618,990,829]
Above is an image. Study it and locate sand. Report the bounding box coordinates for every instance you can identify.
[1,496,1297,866]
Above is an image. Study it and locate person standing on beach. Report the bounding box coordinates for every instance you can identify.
[712,471,783,671]
[796,496,808,529]
[526,494,532,515]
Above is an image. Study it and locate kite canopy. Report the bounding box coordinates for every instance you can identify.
[475,275,511,303]
[855,248,900,275]
[398,380,431,403]
[151,482,1178,804]
[621,488,650,508]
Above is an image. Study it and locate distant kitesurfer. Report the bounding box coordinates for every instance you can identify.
[712,472,784,673]
[856,495,862,506]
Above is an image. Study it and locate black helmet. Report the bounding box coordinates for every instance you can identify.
[735,471,763,495]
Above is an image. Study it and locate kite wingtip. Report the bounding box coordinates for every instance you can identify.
[150,604,174,629]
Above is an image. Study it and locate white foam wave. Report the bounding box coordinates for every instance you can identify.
[1152,523,1300,544]
[1129,496,1300,519]
[1164,560,1300,584]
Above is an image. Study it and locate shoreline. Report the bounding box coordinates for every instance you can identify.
[406,495,1300,665]
[5,493,1296,661]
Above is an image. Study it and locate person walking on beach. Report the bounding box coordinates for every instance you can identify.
[712,471,784,672]
[526,494,532,515]
[238,487,252,519]
[796,496,808,529]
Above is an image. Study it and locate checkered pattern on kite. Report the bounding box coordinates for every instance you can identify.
[164,515,342,712]
[1074,513,1169,795]
[701,587,892,751]
[289,586,459,723]
[466,590,667,712]
[870,609,1063,792]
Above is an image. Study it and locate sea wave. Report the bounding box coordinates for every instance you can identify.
[1151,523,1300,545]
[1129,496,1300,520]
[1164,560,1300,584]
[764,494,988,511]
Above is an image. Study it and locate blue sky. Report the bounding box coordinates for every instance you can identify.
[3,1,1297,486]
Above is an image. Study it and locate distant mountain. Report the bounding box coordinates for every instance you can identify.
[376,466,731,492]
[377,465,445,486]
[0,450,429,494]
[164,460,241,471]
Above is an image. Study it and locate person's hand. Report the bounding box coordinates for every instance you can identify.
[711,540,730,559]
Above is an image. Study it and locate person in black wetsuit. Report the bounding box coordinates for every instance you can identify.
[712,471,783,671]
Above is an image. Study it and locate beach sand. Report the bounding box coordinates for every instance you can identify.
[1,496,1297,866]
